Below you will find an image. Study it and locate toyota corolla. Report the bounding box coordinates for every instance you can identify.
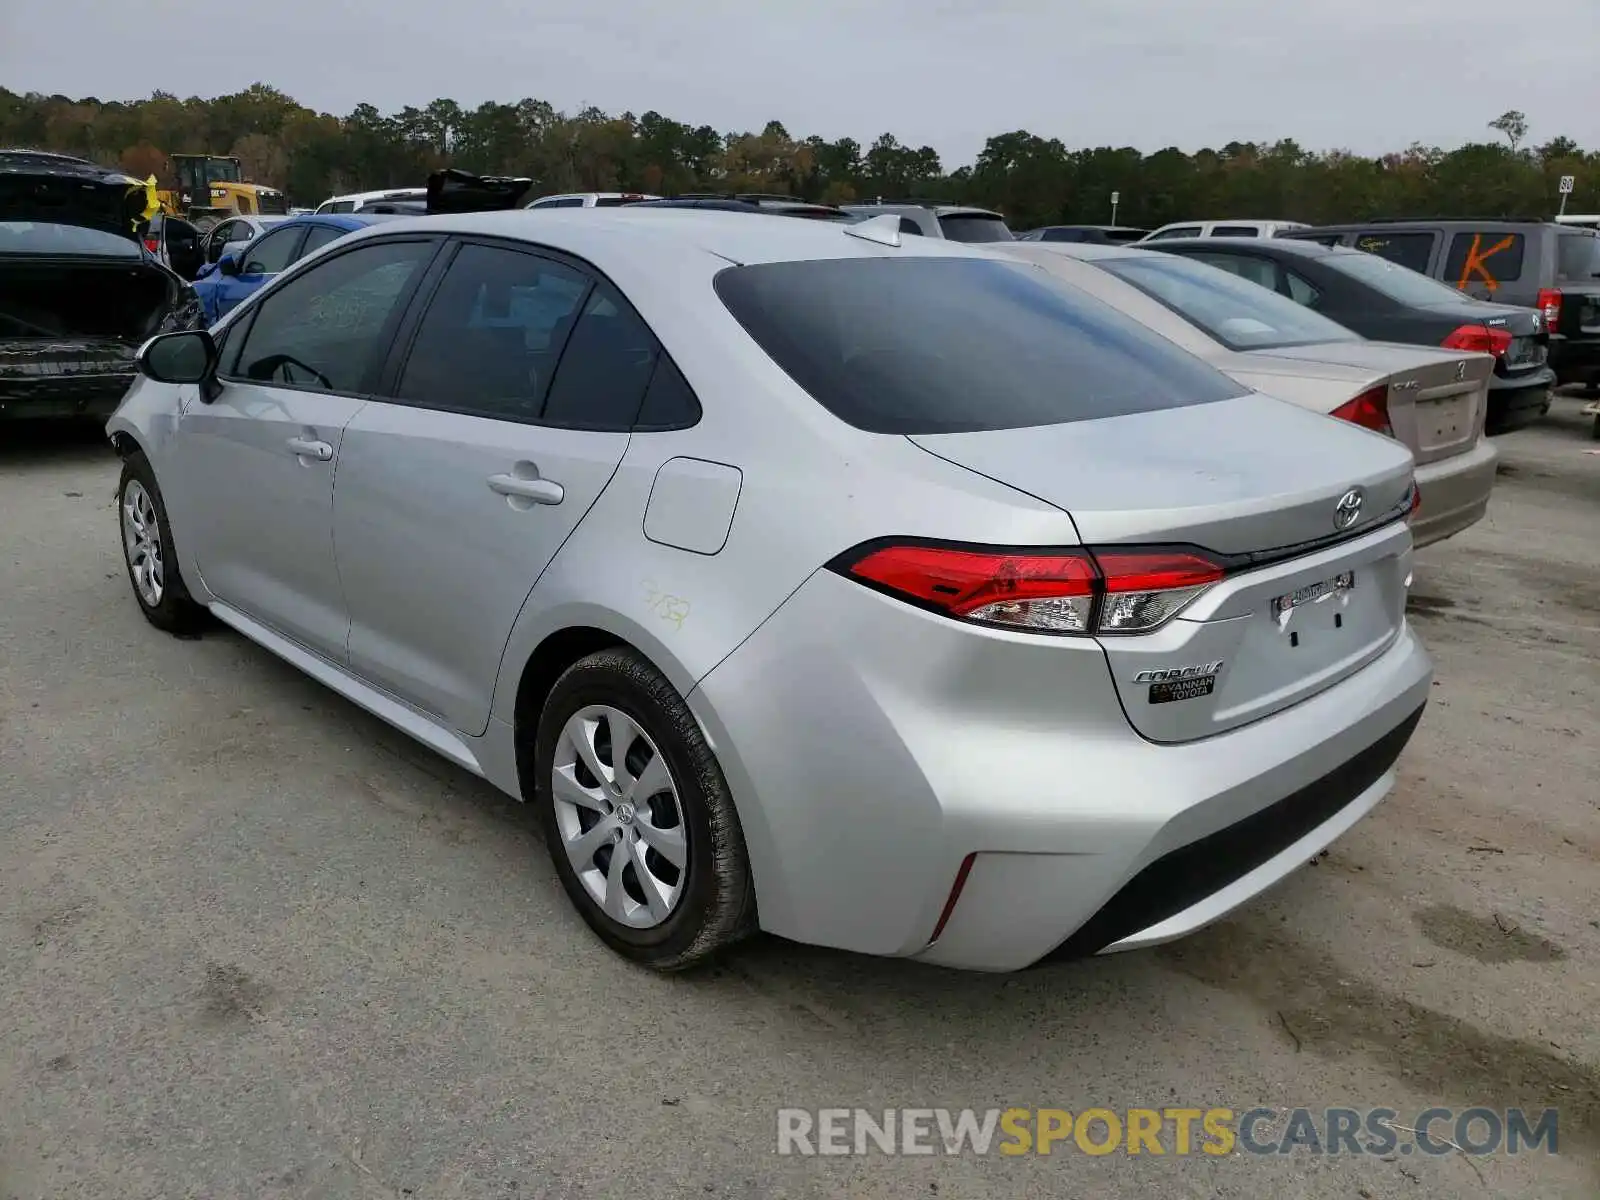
[107,210,1432,973]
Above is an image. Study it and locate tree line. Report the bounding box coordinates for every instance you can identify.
[3,84,1593,230]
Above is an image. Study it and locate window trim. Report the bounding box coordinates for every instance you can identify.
[372,233,702,433]
[217,234,445,400]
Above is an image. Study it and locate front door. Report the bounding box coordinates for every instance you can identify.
[177,236,440,660]
[334,241,656,734]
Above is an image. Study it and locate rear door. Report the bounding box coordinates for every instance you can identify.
[334,239,653,735]
[161,216,204,280]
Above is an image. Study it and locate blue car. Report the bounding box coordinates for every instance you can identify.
[192,213,395,323]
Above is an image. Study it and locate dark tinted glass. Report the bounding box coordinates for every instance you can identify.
[898,217,924,236]
[593,196,633,207]
[541,288,660,429]
[1555,232,1600,281]
[164,218,200,253]
[233,239,432,392]
[1443,231,1526,290]
[396,244,591,422]
[937,214,1014,243]
[1146,226,1202,240]
[714,257,1246,434]
[1210,226,1260,238]
[0,222,140,256]
[634,355,702,430]
[1041,228,1098,243]
[298,225,346,258]
[242,227,302,274]
[1354,231,1434,272]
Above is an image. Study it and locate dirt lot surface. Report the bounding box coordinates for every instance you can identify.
[1,397,1596,1199]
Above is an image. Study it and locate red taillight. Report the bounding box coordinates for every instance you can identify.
[1441,324,1513,357]
[838,543,1225,636]
[143,237,160,253]
[1537,288,1563,331]
[1331,385,1393,436]
[928,853,976,944]
[1407,483,1422,521]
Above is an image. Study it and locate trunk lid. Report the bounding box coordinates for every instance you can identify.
[0,152,151,243]
[426,168,534,214]
[909,393,1417,742]
[1263,340,1491,466]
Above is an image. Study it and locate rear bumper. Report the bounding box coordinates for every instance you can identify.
[1485,370,1553,433]
[1410,436,1497,549]
[690,566,1433,972]
[0,341,139,420]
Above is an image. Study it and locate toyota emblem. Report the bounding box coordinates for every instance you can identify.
[1333,488,1364,530]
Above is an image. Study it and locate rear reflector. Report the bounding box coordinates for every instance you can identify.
[1441,324,1513,357]
[143,238,160,254]
[837,542,1226,636]
[1331,385,1393,437]
[928,853,977,944]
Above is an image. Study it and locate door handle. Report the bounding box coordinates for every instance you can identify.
[286,436,333,461]
[487,473,564,505]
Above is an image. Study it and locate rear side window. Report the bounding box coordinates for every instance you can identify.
[1443,231,1526,291]
[633,355,702,430]
[937,214,1014,243]
[327,201,356,214]
[1146,226,1202,241]
[540,288,661,429]
[298,225,346,259]
[898,217,924,237]
[1556,233,1600,282]
[395,244,592,422]
[1355,231,1434,273]
[1210,226,1260,238]
[593,196,632,207]
[713,257,1247,435]
[531,197,584,209]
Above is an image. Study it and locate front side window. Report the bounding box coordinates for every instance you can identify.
[231,239,434,393]
[241,227,303,275]
[714,256,1247,434]
[1099,253,1360,352]
[395,243,592,422]
[1443,231,1526,291]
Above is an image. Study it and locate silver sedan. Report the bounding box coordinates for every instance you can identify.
[107,210,1432,973]
[999,241,1498,549]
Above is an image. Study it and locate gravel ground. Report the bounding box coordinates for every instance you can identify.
[1,396,1597,1199]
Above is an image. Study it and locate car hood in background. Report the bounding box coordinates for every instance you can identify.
[426,169,534,214]
[0,154,152,243]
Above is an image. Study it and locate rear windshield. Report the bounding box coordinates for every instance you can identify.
[713,256,1246,434]
[1556,232,1600,281]
[1099,253,1361,351]
[0,221,139,256]
[1324,250,1476,307]
[937,214,1014,243]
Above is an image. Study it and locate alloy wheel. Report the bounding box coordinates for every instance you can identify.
[551,705,688,929]
[121,479,165,607]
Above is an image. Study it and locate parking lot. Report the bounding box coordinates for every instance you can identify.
[1,396,1596,1199]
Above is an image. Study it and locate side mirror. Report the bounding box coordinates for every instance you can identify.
[137,329,217,385]
[218,252,241,276]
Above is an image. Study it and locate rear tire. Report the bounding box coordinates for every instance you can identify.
[118,451,208,636]
[532,648,756,971]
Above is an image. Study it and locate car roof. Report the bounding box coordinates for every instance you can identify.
[322,187,427,204]
[343,207,1008,267]
[1293,218,1558,232]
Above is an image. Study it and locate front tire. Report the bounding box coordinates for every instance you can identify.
[533,648,756,971]
[118,451,207,635]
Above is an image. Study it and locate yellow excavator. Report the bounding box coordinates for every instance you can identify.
[153,154,287,230]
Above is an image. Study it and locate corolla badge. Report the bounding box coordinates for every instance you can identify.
[1333,488,1364,530]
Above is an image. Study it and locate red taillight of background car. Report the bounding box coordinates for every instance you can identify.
[1408,483,1423,521]
[838,542,1226,636]
[1331,385,1394,436]
[1536,288,1563,331]
[1441,324,1513,357]
[143,238,161,254]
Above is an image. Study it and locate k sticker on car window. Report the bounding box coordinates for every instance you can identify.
[1445,233,1525,292]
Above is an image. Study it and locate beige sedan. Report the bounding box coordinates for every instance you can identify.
[999,241,1498,548]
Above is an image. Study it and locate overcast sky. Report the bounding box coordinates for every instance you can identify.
[4,0,1598,167]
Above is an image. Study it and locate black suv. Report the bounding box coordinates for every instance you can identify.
[1283,220,1600,395]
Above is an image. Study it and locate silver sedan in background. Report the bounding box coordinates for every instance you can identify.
[108,210,1431,973]
[1000,241,1498,548]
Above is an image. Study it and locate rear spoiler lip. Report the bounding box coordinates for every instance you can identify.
[425,168,534,214]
